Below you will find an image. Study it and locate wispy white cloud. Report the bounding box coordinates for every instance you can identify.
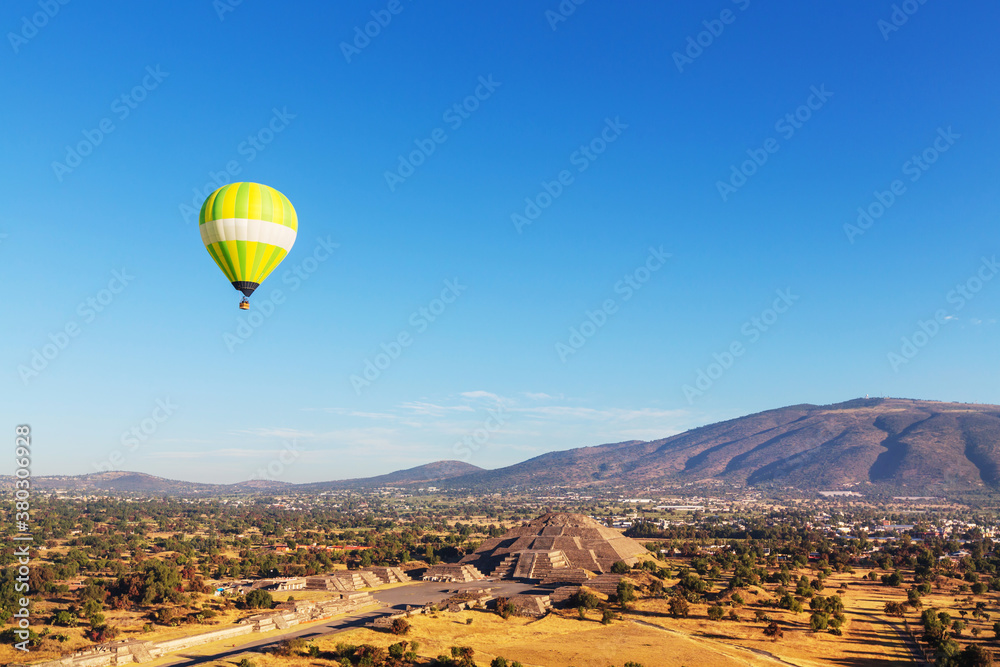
[319,407,398,420]
[523,391,559,400]
[399,401,476,416]
[149,448,292,460]
[460,390,503,401]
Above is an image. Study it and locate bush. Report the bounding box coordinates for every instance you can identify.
[881,571,904,587]
[601,608,615,625]
[245,589,274,610]
[271,637,306,657]
[611,561,630,574]
[668,595,689,618]
[51,610,77,627]
[391,617,411,635]
[450,645,476,667]
[616,580,636,606]
[0,627,42,648]
[570,590,600,609]
[498,601,517,619]
[708,605,725,621]
[810,612,829,632]
[237,659,255,667]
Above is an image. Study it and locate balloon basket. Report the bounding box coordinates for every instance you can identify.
[239,298,249,310]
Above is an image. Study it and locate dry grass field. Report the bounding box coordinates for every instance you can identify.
[301,608,782,667]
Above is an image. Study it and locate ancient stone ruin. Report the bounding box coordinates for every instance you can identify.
[460,512,647,584]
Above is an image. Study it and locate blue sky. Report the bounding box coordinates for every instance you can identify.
[2,1,998,483]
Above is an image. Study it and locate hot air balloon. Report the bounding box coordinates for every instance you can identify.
[199,182,297,309]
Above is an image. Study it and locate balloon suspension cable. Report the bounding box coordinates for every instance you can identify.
[239,296,250,310]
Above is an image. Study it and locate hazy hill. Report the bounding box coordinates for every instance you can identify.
[443,398,1000,490]
[9,399,1000,494]
[294,460,483,491]
[1,461,482,495]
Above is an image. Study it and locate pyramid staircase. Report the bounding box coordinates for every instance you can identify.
[489,554,518,579]
[368,566,411,584]
[541,566,591,587]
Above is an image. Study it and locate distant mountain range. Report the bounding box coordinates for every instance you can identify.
[2,461,484,496]
[6,398,1000,494]
[443,397,1000,491]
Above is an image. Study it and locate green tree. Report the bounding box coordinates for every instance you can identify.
[616,579,636,606]
[668,595,689,618]
[245,589,274,609]
[810,612,829,632]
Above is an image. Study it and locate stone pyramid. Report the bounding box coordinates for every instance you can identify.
[460,512,647,578]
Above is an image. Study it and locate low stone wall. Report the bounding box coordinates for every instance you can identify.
[31,592,379,667]
[151,624,254,655]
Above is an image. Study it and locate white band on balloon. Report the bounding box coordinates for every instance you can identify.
[200,218,297,252]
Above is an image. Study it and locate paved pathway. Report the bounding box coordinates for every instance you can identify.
[159,579,536,667]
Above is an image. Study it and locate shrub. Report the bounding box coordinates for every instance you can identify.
[611,561,630,574]
[708,605,725,621]
[810,612,829,632]
[668,595,689,618]
[601,608,615,625]
[498,601,517,619]
[245,589,274,609]
[450,645,476,667]
[52,610,77,627]
[616,580,636,606]
[570,590,600,609]
[390,617,411,635]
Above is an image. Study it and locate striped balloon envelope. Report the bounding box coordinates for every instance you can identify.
[199,182,297,309]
